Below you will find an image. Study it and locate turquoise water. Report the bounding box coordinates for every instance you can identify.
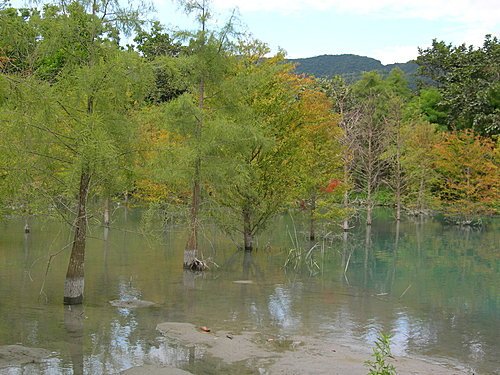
[0,210,498,374]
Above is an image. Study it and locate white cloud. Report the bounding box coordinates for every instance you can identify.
[370,45,419,65]
[212,0,500,26]
[211,0,499,57]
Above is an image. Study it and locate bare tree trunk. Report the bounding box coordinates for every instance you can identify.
[395,185,401,221]
[103,196,110,228]
[417,174,425,214]
[309,192,316,241]
[184,157,201,268]
[342,164,350,231]
[395,124,402,221]
[366,183,373,226]
[366,123,374,226]
[64,171,91,305]
[243,205,253,251]
[341,231,348,283]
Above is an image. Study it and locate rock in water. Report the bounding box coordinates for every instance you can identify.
[109,299,156,308]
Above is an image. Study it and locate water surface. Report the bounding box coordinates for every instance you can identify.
[0,210,498,374]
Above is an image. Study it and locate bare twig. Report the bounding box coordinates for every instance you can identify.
[399,284,412,299]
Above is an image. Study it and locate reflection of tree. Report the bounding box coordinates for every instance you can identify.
[64,305,84,375]
[102,227,109,290]
[183,269,196,290]
[389,220,400,293]
[242,251,264,281]
[363,225,371,288]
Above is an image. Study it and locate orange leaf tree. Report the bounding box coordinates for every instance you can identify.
[295,78,343,240]
[432,130,499,223]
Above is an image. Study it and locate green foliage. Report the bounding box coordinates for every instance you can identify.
[365,332,397,375]
[132,21,187,103]
[133,21,183,59]
[1,1,498,232]
[412,88,448,127]
[34,2,121,81]
[207,56,309,240]
[1,2,153,220]
[399,120,440,212]
[0,6,41,75]
[417,35,500,136]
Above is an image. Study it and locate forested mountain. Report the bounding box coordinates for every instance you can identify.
[288,54,418,82]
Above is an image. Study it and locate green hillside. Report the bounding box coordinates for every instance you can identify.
[288,54,418,82]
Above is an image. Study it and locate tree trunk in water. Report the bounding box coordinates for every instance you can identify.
[103,197,110,228]
[124,191,129,223]
[342,189,350,231]
[64,171,91,305]
[366,183,373,226]
[184,70,205,268]
[417,174,425,214]
[24,216,30,233]
[395,126,402,221]
[366,204,373,226]
[243,206,253,252]
[184,157,201,268]
[366,120,374,226]
[342,163,350,231]
[341,231,348,283]
[309,193,316,241]
[395,144,401,221]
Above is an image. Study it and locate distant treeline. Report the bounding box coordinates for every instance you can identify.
[288,54,418,84]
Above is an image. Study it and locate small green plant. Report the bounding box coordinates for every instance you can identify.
[365,332,397,375]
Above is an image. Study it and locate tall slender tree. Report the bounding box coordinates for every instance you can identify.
[173,0,237,266]
[320,76,360,231]
[350,72,391,225]
[1,2,152,304]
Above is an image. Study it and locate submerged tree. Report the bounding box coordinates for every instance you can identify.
[380,69,412,221]
[1,2,152,304]
[296,79,342,241]
[399,119,440,215]
[320,75,360,231]
[164,0,240,266]
[350,72,392,225]
[206,48,312,251]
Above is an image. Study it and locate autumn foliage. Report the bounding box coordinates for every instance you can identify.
[432,130,499,220]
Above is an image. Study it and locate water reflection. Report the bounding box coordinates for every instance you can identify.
[268,285,301,331]
[0,212,498,374]
[64,305,84,375]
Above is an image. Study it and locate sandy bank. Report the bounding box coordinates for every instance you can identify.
[139,321,469,375]
[0,345,51,369]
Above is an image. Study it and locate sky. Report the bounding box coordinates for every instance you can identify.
[151,0,500,64]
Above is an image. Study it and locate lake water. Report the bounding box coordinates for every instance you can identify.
[0,209,498,374]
